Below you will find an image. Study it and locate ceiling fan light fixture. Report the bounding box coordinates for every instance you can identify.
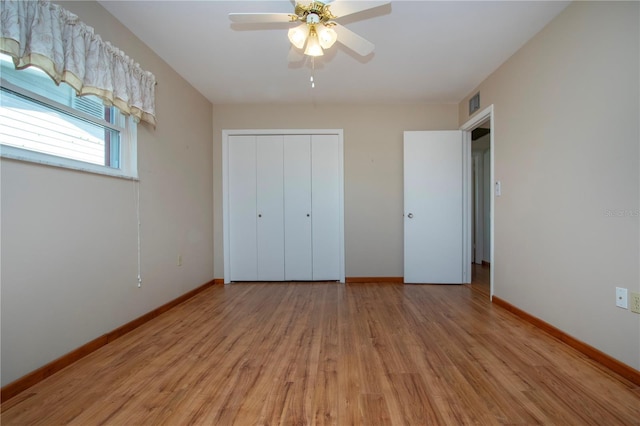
[230,0,386,58]
[304,25,324,57]
[317,25,337,49]
[288,23,309,49]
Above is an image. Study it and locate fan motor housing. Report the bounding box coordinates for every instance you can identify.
[295,1,335,23]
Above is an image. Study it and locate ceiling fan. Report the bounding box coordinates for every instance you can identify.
[229,1,390,58]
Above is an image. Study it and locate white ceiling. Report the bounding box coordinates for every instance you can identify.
[98,1,569,105]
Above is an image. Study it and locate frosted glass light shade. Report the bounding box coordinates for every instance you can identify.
[304,27,324,56]
[288,24,309,49]
[317,26,337,49]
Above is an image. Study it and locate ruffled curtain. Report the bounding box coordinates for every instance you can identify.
[0,0,156,126]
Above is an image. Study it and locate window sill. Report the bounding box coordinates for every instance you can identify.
[0,145,138,181]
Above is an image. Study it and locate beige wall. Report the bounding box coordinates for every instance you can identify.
[212,104,458,278]
[458,2,640,369]
[0,1,214,386]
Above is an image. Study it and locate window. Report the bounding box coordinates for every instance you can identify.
[0,53,137,179]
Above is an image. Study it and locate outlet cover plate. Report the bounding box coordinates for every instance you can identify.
[616,287,628,309]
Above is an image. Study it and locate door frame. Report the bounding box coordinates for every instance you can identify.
[460,105,494,297]
[222,129,345,284]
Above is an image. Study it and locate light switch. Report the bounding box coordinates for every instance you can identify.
[495,180,502,196]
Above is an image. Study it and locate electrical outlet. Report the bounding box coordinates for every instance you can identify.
[630,292,640,314]
[616,287,628,309]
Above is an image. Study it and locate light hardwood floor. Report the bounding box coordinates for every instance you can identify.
[2,274,639,425]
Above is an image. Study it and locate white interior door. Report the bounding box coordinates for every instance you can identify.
[284,135,312,280]
[404,131,463,284]
[257,136,285,280]
[228,136,257,281]
[311,134,341,280]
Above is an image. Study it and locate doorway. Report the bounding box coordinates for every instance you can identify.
[461,105,494,298]
[472,123,490,266]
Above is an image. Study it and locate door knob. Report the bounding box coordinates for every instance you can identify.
[258,214,262,218]
[306,214,310,217]
[407,213,414,218]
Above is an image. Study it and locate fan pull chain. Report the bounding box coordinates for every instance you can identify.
[310,57,315,89]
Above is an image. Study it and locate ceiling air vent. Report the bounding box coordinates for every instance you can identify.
[469,92,480,115]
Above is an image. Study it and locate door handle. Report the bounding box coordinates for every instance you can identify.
[407,213,414,218]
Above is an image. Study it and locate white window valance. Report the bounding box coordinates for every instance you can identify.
[0,0,157,126]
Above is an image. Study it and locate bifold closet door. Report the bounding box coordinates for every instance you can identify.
[228,135,284,281]
[228,136,257,281]
[257,136,285,280]
[311,134,341,280]
[227,132,342,282]
[284,135,313,280]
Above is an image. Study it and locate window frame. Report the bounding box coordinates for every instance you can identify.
[0,74,138,180]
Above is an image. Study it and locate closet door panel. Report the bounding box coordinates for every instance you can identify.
[228,136,257,281]
[284,135,312,280]
[256,136,285,281]
[311,135,341,280]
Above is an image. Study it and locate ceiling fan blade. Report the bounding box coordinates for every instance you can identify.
[333,23,375,56]
[329,1,390,19]
[229,13,294,24]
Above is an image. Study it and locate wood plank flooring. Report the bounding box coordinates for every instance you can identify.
[2,276,639,425]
